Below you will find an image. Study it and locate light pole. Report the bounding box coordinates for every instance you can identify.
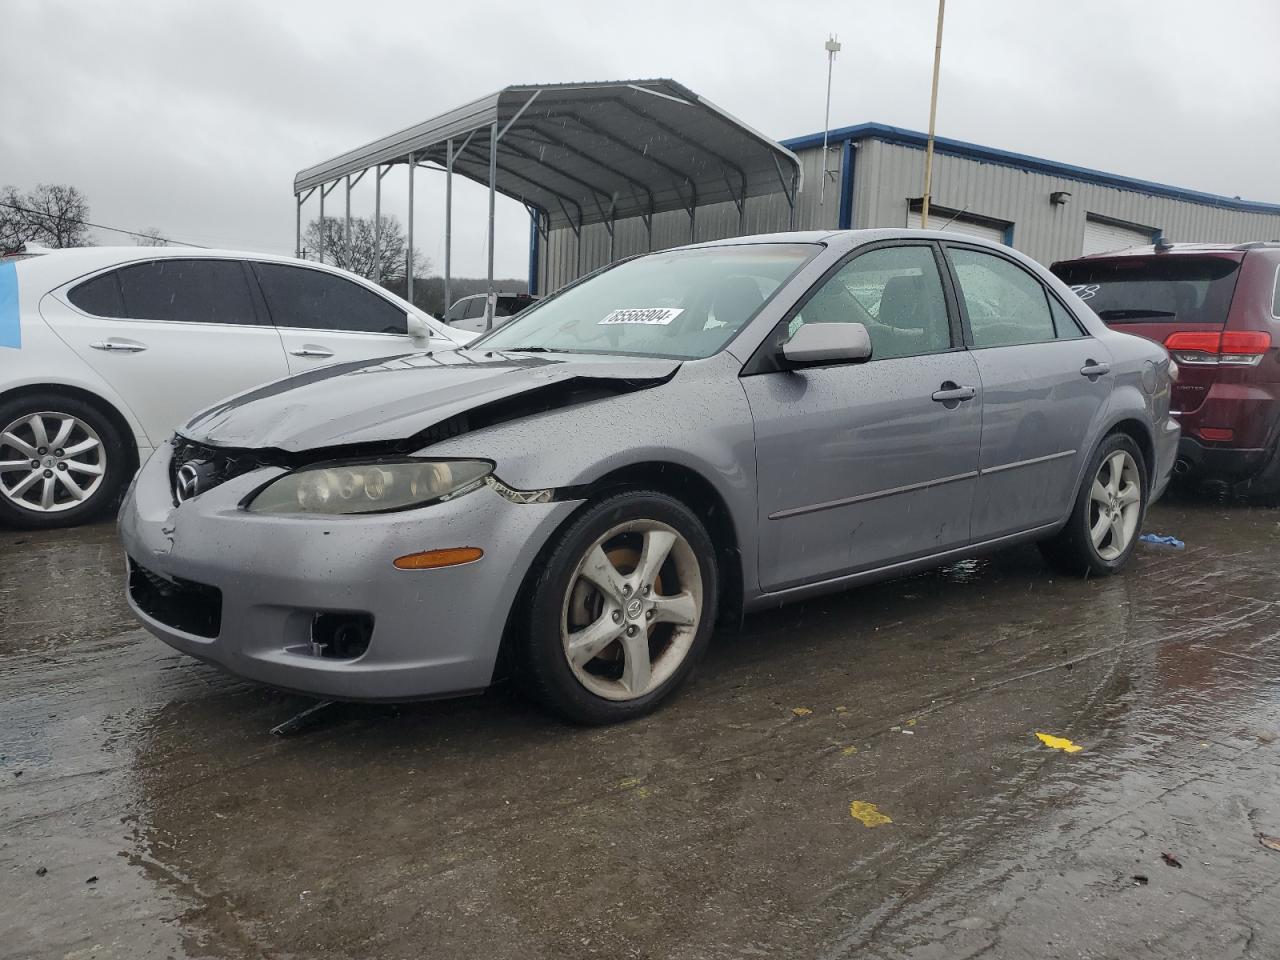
[920,0,946,228]
[820,34,842,208]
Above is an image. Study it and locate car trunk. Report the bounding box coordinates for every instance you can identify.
[1053,253,1245,415]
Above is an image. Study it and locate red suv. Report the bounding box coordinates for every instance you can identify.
[1053,242,1280,495]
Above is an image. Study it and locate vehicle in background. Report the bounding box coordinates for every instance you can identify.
[1053,242,1280,496]
[0,246,472,529]
[443,292,537,334]
[120,229,1177,724]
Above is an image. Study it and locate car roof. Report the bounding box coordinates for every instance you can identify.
[14,245,312,268]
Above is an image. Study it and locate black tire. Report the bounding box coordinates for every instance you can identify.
[0,392,130,530]
[1039,432,1147,578]
[515,490,719,725]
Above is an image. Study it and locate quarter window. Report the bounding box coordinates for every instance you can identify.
[76,260,257,325]
[790,245,952,360]
[1048,295,1086,339]
[950,248,1056,347]
[68,271,125,317]
[254,263,407,335]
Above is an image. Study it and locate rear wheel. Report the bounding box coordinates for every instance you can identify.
[0,394,129,529]
[517,491,718,724]
[1039,433,1146,577]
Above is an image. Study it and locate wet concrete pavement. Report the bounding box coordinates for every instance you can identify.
[2,495,1279,959]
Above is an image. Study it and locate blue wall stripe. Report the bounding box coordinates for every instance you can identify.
[837,139,855,230]
[0,262,19,350]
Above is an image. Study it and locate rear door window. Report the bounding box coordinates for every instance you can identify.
[1053,256,1242,325]
[113,259,258,325]
[253,263,407,335]
[949,248,1056,347]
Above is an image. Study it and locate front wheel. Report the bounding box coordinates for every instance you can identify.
[517,491,718,725]
[0,394,129,529]
[1039,433,1146,577]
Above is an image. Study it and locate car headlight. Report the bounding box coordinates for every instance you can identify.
[246,459,493,515]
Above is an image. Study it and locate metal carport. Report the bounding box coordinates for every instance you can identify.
[293,79,802,327]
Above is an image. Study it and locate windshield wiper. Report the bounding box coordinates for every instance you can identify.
[502,346,554,353]
[1096,309,1177,321]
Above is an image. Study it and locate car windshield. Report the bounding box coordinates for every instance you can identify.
[474,243,819,359]
[1054,255,1242,324]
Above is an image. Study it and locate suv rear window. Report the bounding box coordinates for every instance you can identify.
[1053,256,1241,325]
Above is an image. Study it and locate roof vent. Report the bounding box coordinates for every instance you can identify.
[1154,236,1175,253]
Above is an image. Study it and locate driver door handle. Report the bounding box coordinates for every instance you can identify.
[1080,359,1111,378]
[932,382,976,404]
[289,346,335,358]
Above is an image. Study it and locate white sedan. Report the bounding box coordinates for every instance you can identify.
[0,246,470,528]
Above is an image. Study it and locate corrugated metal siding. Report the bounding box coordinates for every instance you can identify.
[853,139,1280,265]
[539,135,1280,288]
[538,144,845,292]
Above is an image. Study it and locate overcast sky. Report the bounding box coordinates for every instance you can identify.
[3,0,1277,281]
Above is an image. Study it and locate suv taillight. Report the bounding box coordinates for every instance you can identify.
[1164,330,1271,366]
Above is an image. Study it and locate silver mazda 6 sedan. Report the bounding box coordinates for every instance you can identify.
[120,229,1178,723]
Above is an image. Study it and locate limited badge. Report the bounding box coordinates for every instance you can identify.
[598,307,684,326]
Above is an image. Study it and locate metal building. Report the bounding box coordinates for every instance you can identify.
[532,119,1280,292]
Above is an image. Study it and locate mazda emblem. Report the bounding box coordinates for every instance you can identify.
[175,463,201,502]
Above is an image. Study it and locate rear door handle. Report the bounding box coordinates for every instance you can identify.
[1080,360,1111,379]
[932,382,976,404]
[90,338,147,353]
[289,346,335,358]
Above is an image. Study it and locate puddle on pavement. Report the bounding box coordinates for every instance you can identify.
[2,495,1278,958]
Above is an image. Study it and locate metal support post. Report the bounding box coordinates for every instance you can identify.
[407,155,415,305]
[486,121,497,331]
[921,0,946,228]
[318,184,325,261]
[343,175,352,268]
[445,138,453,316]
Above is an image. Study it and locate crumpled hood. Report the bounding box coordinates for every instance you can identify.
[179,350,681,452]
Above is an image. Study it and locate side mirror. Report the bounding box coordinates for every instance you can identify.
[779,322,872,368]
[406,312,430,340]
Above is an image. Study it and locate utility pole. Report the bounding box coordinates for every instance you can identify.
[920,0,946,228]
[820,35,842,208]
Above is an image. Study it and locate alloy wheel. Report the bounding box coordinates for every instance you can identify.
[560,519,703,701]
[0,412,107,514]
[1088,450,1142,561]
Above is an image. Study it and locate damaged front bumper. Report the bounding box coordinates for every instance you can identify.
[119,442,580,701]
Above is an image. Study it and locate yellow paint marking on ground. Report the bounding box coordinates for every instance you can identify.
[841,746,859,756]
[618,777,642,788]
[849,801,892,827]
[1035,732,1083,753]
[792,707,813,717]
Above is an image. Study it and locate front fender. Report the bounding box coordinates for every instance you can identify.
[426,352,762,589]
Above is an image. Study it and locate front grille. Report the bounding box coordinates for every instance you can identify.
[169,437,272,504]
[128,558,222,638]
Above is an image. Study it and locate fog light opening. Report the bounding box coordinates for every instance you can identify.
[311,612,374,659]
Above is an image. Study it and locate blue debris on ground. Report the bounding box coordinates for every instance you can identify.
[1139,533,1185,549]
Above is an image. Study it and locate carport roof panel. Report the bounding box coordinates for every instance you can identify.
[294,80,802,229]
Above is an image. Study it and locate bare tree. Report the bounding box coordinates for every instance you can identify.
[0,183,92,250]
[302,215,427,283]
[135,226,168,247]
